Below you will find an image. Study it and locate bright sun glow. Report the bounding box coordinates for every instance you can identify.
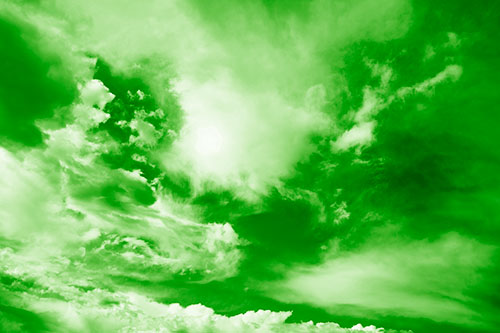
[193,125,224,156]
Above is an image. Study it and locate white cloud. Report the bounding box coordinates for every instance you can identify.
[445,32,461,49]
[0,81,243,281]
[332,201,350,225]
[11,286,401,332]
[333,121,376,152]
[397,64,463,97]
[164,74,330,199]
[331,69,390,153]
[332,63,463,153]
[267,232,493,326]
[129,119,161,147]
[80,79,115,110]
[1,0,418,199]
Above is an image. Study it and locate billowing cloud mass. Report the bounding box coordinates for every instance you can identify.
[1,0,500,332]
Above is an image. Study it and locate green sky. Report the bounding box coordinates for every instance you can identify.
[1,0,499,332]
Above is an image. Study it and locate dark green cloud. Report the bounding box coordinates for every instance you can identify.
[0,17,75,147]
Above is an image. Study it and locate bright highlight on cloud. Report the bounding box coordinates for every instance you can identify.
[1,0,499,332]
[193,125,224,156]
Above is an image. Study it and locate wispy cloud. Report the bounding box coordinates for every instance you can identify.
[267,231,494,327]
[332,62,463,153]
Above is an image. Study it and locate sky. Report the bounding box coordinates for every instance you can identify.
[0,0,499,332]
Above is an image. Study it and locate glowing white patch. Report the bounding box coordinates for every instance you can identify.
[193,125,223,156]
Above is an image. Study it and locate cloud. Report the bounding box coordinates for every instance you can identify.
[0,15,76,147]
[3,1,487,332]
[331,65,390,152]
[0,72,243,283]
[396,64,463,97]
[332,62,463,152]
[164,75,330,199]
[79,79,115,110]
[0,237,393,331]
[0,276,402,333]
[267,231,494,327]
[159,0,412,197]
[445,32,461,49]
[333,120,377,152]
[0,0,416,198]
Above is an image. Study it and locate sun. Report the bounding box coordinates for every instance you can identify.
[193,125,224,156]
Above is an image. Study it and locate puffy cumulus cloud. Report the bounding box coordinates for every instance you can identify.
[0,240,387,332]
[267,231,494,328]
[129,118,162,148]
[332,62,463,153]
[0,68,242,285]
[79,79,115,110]
[0,274,401,333]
